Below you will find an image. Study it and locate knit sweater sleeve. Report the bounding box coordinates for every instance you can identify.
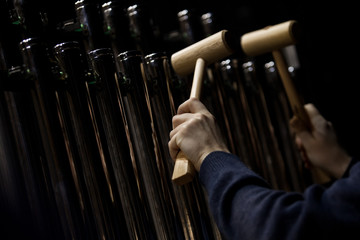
[199,151,360,240]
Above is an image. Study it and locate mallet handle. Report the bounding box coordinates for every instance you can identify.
[272,50,331,184]
[172,58,206,185]
[241,19,331,184]
[190,58,206,98]
[272,50,312,131]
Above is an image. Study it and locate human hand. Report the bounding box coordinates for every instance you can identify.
[290,103,351,179]
[168,98,230,171]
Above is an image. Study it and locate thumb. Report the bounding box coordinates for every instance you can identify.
[289,114,313,143]
[290,115,308,134]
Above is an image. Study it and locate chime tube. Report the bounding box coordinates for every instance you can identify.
[218,59,259,169]
[75,0,107,52]
[263,61,307,191]
[101,1,135,57]
[242,60,290,190]
[126,4,161,55]
[19,37,87,239]
[0,64,52,239]
[117,50,184,239]
[88,48,155,239]
[54,41,129,239]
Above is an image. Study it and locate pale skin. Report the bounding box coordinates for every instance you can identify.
[289,103,352,179]
[169,98,230,171]
[169,98,352,179]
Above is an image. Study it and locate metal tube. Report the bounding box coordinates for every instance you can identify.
[53,41,129,239]
[242,60,290,190]
[88,48,156,239]
[117,50,181,239]
[19,37,89,239]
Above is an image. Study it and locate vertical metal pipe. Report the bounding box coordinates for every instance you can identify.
[12,0,49,38]
[126,4,161,55]
[75,0,108,52]
[1,11,51,232]
[263,61,308,191]
[0,56,42,238]
[217,58,262,170]
[145,52,194,239]
[242,60,290,190]
[53,41,129,240]
[177,9,204,46]
[19,37,91,239]
[117,50,182,239]
[88,47,157,239]
[201,12,219,38]
[101,1,135,58]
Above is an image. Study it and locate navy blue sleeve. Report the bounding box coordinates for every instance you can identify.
[199,151,360,240]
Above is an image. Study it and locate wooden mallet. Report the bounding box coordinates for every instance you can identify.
[171,30,237,185]
[241,20,330,184]
[240,20,313,132]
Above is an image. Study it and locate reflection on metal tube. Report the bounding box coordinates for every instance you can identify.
[126,4,160,55]
[19,37,87,239]
[242,60,289,190]
[75,0,107,52]
[264,61,307,191]
[101,1,135,58]
[0,65,49,239]
[218,58,262,170]
[117,50,184,239]
[53,41,129,239]
[88,48,156,239]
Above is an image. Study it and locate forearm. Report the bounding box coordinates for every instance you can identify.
[199,152,360,240]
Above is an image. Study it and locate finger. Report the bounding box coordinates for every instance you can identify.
[304,103,331,132]
[172,113,193,129]
[294,135,303,150]
[169,128,177,140]
[169,122,186,139]
[168,133,180,161]
[303,103,320,118]
[304,103,327,124]
[177,98,207,115]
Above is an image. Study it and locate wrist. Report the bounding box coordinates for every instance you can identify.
[198,147,230,171]
[327,150,352,179]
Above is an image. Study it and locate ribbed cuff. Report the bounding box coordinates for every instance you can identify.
[199,151,256,187]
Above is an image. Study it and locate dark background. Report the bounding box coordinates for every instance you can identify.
[1,2,359,239]
[2,0,360,157]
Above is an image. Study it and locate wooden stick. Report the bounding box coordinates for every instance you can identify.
[241,20,331,184]
[190,58,206,98]
[272,50,312,132]
[172,58,206,185]
[272,50,331,184]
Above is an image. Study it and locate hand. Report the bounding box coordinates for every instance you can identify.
[168,98,230,171]
[290,103,351,179]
